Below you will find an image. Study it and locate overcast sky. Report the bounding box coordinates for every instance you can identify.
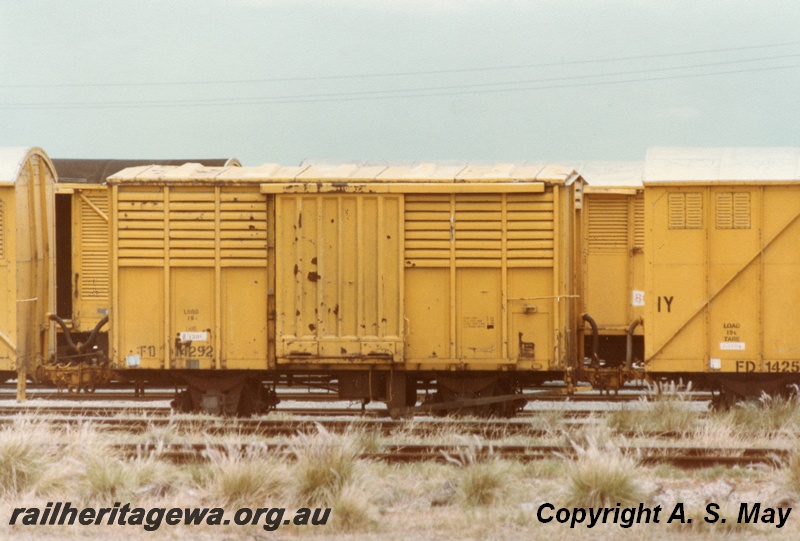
[1,1,799,166]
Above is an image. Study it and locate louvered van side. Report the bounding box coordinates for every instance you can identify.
[109,177,271,374]
[403,190,570,372]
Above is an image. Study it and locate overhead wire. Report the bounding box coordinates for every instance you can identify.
[1,42,800,109]
[2,40,800,89]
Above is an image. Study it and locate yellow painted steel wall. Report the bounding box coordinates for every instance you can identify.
[111,184,271,370]
[646,184,800,374]
[275,194,403,363]
[403,186,583,371]
[0,150,56,375]
[583,192,644,334]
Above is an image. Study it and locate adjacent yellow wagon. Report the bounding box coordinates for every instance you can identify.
[644,147,800,402]
[0,147,57,397]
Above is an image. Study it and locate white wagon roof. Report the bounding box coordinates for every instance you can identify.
[0,147,52,185]
[570,161,643,193]
[109,162,581,185]
[644,147,800,184]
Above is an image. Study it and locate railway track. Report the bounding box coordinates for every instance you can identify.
[0,383,715,405]
[0,413,587,437]
[0,403,709,422]
[104,441,788,468]
[0,406,778,469]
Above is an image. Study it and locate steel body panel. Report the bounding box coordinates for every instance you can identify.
[645,181,800,374]
[402,188,579,371]
[275,194,404,363]
[110,184,270,371]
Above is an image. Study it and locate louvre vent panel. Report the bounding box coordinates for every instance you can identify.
[455,195,502,260]
[117,188,267,266]
[79,193,109,298]
[403,194,451,262]
[668,193,685,229]
[506,193,554,265]
[668,192,703,230]
[716,192,751,230]
[117,190,166,262]
[404,193,555,266]
[587,196,628,253]
[685,193,703,229]
[169,190,215,260]
[220,190,268,261]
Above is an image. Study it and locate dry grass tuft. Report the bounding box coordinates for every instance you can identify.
[64,423,181,503]
[0,421,54,497]
[563,433,646,507]
[716,391,800,435]
[442,435,509,507]
[202,444,287,506]
[289,424,363,504]
[608,381,698,435]
[77,451,178,502]
[328,483,377,532]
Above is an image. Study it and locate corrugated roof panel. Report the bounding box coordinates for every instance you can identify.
[109,161,581,185]
[378,163,466,181]
[114,165,155,180]
[256,165,309,181]
[156,163,221,180]
[533,164,578,182]
[217,163,282,179]
[456,164,517,179]
[295,164,389,181]
[644,147,800,183]
[53,158,238,184]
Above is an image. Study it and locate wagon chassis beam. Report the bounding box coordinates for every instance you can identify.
[388,393,526,418]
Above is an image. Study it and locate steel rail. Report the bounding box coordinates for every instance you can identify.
[102,441,789,467]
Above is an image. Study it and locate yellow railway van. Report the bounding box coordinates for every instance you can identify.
[106,162,585,414]
[0,148,57,391]
[579,162,645,368]
[643,147,800,403]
